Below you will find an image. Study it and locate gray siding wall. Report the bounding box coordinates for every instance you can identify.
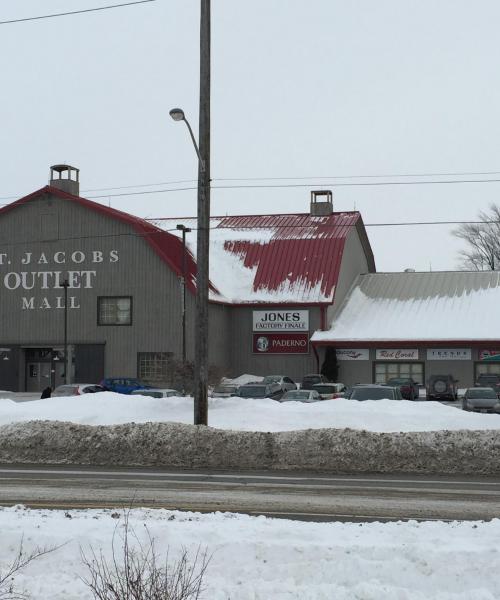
[0,194,190,378]
[228,306,321,382]
[326,228,370,327]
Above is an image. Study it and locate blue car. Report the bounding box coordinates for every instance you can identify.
[101,377,152,395]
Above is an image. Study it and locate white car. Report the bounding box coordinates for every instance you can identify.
[280,389,321,403]
[130,388,182,398]
[52,384,106,397]
[312,383,347,400]
[211,384,240,398]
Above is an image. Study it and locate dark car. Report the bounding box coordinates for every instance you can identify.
[427,375,458,401]
[346,384,403,401]
[462,387,500,413]
[386,377,419,400]
[475,374,500,397]
[301,374,329,390]
[237,383,283,400]
[101,378,152,395]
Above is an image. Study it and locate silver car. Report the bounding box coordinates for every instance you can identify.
[262,375,297,393]
[462,387,500,413]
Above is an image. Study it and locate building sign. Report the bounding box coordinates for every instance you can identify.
[336,349,369,361]
[479,350,500,360]
[427,348,471,361]
[252,333,309,354]
[376,349,419,360]
[0,249,119,311]
[252,310,309,332]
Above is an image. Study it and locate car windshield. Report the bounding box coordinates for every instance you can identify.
[283,391,311,399]
[262,376,281,383]
[467,388,497,399]
[239,386,267,398]
[350,387,395,400]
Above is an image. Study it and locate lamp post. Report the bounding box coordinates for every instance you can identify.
[169,1,210,426]
[176,224,192,368]
[61,279,70,385]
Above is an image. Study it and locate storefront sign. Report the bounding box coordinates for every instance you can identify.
[376,349,418,360]
[479,350,500,360]
[0,249,119,311]
[336,349,369,361]
[253,310,309,332]
[252,333,309,354]
[427,348,471,360]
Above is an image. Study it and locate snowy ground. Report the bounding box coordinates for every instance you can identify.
[0,392,499,432]
[0,506,498,599]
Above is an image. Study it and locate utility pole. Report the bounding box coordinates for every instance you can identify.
[62,279,70,385]
[194,0,211,425]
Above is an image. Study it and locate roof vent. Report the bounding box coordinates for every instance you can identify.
[50,164,80,196]
[310,190,333,216]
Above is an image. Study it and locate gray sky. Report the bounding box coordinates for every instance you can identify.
[2,0,500,272]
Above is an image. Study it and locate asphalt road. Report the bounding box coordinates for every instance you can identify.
[0,465,499,522]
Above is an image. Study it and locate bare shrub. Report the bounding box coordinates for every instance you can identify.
[0,536,60,600]
[80,512,210,600]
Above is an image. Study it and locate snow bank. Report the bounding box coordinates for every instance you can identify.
[1,392,500,433]
[1,506,499,599]
[1,420,500,474]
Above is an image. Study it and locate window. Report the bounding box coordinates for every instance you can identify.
[98,297,132,325]
[475,363,500,379]
[137,352,173,385]
[375,362,424,385]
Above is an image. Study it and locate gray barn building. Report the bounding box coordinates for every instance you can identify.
[0,166,374,392]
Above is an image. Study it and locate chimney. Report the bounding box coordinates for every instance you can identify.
[310,190,333,216]
[50,164,80,196]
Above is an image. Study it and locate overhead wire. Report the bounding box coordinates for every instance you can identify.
[0,0,156,25]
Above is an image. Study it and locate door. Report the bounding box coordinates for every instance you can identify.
[26,362,52,392]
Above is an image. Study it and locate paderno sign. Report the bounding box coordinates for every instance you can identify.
[252,310,309,354]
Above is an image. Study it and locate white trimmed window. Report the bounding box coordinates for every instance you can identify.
[98,297,132,326]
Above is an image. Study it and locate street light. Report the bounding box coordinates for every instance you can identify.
[169,109,205,171]
[61,279,70,385]
[176,224,192,371]
[169,0,210,426]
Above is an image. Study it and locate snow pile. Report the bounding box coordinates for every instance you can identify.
[0,506,499,599]
[1,392,500,432]
[220,373,263,386]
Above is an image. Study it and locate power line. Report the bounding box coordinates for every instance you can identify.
[0,0,156,25]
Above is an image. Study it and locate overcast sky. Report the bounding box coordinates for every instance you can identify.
[2,0,500,272]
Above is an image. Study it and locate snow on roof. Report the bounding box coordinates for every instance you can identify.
[150,213,360,304]
[312,271,500,343]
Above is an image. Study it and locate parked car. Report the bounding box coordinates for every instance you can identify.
[475,374,500,397]
[211,384,240,398]
[427,375,458,401]
[301,374,329,390]
[386,377,419,400]
[237,383,283,399]
[462,387,500,413]
[52,384,106,397]
[130,388,181,398]
[262,375,297,393]
[312,383,347,400]
[346,384,403,401]
[280,389,321,403]
[101,378,152,394]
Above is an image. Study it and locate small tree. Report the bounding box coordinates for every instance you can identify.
[453,203,500,270]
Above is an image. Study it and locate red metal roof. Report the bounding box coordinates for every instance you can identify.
[153,212,366,304]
